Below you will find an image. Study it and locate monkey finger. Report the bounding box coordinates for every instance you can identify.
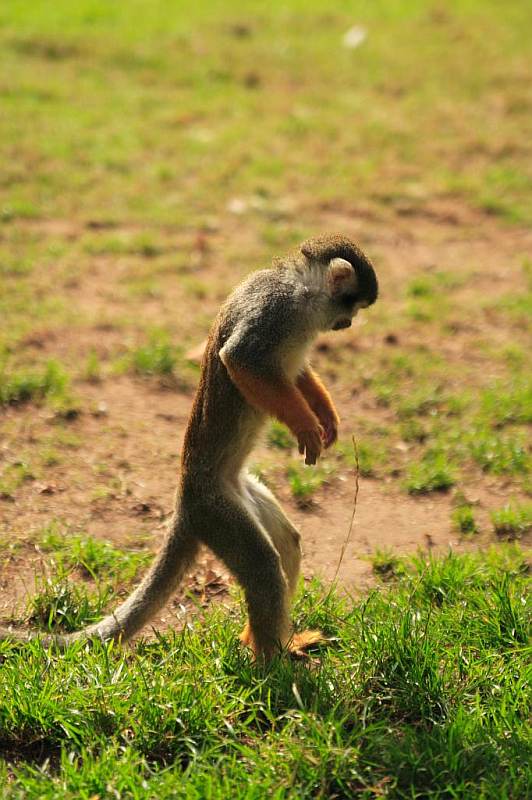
[316,416,334,447]
[307,434,323,465]
[305,448,317,466]
[297,429,322,465]
[298,431,312,453]
[324,425,338,448]
[298,433,311,456]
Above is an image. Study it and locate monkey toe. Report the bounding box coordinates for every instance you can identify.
[240,627,325,662]
[288,629,324,654]
[239,623,253,648]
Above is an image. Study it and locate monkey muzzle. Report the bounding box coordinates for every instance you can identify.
[332,318,352,330]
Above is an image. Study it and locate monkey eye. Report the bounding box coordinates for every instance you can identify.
[340,292,358,306]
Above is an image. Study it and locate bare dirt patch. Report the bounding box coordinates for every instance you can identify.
[1,204,530,633]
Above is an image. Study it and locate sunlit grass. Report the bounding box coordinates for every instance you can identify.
[0,359,70,406]
[0,548,529,798]
[37,522,150,581]
[404,451,456,495]
[491,503,532,540]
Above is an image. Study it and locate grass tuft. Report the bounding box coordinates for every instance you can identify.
[491,503,532,540]
[479,379,532,427]
[27,573,112,632]
[452,503,478,535]
[0,461,35,499]
[336,439,384,478]
[38,522,150,581]
[404,452,456,495]
[0,359,70,406]
[286,463,331,508]
[267,421,293,450]
[124,333,185,382]
[469,431,530,475]
[371,549,406,580]
[83,349,102,383]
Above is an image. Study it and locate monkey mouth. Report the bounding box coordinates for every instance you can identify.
[332,318,352,330]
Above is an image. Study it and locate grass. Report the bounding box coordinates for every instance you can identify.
[491,503,532,540]
[26,573,112,632]
[16,526,152,633]
[0,359,70,407]
[286,462,332,508]
[370,549,406,580]
[363,350,530,493]
[128,333,182,378]
[0,461,35,500]
[267,421,294,451]
[452,503,478,536]
[404,451,456,495]
[1,547,530,798]
[82,349,102,383]
[336,439,385,478]
[0,0,529,499]
[479,379,532,427]
[37,522,150,581]
[468,430,530,476]
[116,331,198,389]
[399,417,428,443]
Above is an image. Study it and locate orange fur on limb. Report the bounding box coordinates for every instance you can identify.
[225,363,316,432]
[297,367,339,448]
[224,362,324,465]
[240,622,322,658]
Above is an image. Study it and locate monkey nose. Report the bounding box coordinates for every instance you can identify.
[332,318,352,330]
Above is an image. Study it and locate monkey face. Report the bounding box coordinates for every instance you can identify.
[331,316,353,330]
[298,236,377,332]
[330,301,369,330]
[332,318,351,330]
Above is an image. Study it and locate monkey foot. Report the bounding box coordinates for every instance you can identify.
[287,629,324,659]
[239,625,325,660]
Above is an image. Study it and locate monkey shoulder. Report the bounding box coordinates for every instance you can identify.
[218,270,305,369]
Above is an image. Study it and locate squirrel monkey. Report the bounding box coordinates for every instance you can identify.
[0,234,378,660]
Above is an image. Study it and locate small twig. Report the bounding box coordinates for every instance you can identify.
[319,435,361,609]
[331,435,360,585]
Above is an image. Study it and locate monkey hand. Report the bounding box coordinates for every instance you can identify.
[313,405,339,449]
[297,424,324,466]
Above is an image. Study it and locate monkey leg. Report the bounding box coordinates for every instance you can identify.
[242,473,323,656]
[194,492,292,661]
[243,473,301,597]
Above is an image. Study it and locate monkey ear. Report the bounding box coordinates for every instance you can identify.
[328,257,358,294]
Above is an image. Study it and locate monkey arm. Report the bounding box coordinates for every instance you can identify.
[222,359,323,465]
[296,367,339,448]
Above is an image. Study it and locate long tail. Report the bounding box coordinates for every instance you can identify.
[0,513,200,647]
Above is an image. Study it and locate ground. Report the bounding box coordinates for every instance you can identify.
[1,206,530,631]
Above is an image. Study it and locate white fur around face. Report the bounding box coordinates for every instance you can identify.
[293,260,335,332]
[297,259,361,332]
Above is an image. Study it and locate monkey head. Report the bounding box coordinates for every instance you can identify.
[300,234,378,331]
